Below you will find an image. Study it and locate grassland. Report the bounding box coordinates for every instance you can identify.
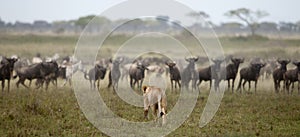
[0,34,300,136]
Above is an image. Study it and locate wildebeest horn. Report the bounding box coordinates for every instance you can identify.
[185,57,189,62]
[194,56,199,61]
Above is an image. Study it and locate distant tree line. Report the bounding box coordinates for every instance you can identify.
[0,8,300,37]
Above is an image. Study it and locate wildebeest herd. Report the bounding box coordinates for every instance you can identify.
[0,54,300,95]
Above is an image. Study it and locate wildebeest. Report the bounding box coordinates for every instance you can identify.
[129,62,149,89]
[260,59,278,79]
[165,62,181,91]
[84,64,107,90]
[14,61,59,89]
[237,62,266,93]
[272,59,290,93]
[142,85,167,125]
[284,61,300,94]
[181,57,198,90]
[196,59,224,92]
[62,61,85,86]
[220,58,244,92]
[107,58,123,91]
[0,57,18,92]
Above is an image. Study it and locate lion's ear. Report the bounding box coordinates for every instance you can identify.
[142,86,148,93]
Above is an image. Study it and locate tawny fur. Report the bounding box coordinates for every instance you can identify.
[142,86,167,125]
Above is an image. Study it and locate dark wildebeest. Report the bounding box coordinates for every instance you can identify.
[0,57,18,92]
[181,57,198,90]
[84,64,107,90]
[108,58,123,91]
[237,62,266,93]
[220,58,244,92]
[165,62,181,91]
[196,59,224,92]
[14,61,59,89]
[272,59,290,93]
[284,61,300,94]
[129,62,149,89]
[38,66,66,89]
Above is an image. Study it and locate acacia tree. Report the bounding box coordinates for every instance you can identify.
[186,11,210,27]
[225,8,269,36]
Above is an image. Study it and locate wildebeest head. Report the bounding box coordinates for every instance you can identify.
[251,63,266,73]
[1,57,18,73]
[277,59,290,71]
[95,64,107,79]
[137,62,149,71]
[231,58,244,67]
[212,59,224,72]
[292,61,300,71]
[165,62,176,68]
[112,57,123,68]
[185,56,199,71]
[211,59,224,79]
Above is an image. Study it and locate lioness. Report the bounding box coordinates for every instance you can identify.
[142,85,167,125]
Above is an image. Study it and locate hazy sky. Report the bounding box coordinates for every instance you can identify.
[0,0,299,24]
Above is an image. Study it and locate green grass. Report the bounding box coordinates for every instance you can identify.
[0,79,299,136]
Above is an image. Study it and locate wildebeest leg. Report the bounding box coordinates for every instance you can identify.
[62,78,68,86]
[191,79,196,91]
[97,79,100,91]
[89,80,92,90]
[21,79,29,88]
[254,80,257,93]
[69,78,72,86]
[298,81,300,95]
[45,79,50,91]
[278,81,281,93]
[52,78,57,88]
[171,80,174,91]
[248,81,251,92]
[227,80,230,91]
[291,82,294,94]
[237,77,242,92]
[214,80,219,92]
[35,79,42,89]
[16,79,20,88]
[139,79,144,90]
[29,80,32,87]
[133,79,137,89]
[209,80,212,91]
[130,77,133,88]
[281,80,285,93]
[1,80,4,92]
[7,79,10,93]
[108,72,112,88]
[285,80,289,94]
[273,79,278,93]
[232,78,236,93]
[242,80,247,91]
[93,80,96,90]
